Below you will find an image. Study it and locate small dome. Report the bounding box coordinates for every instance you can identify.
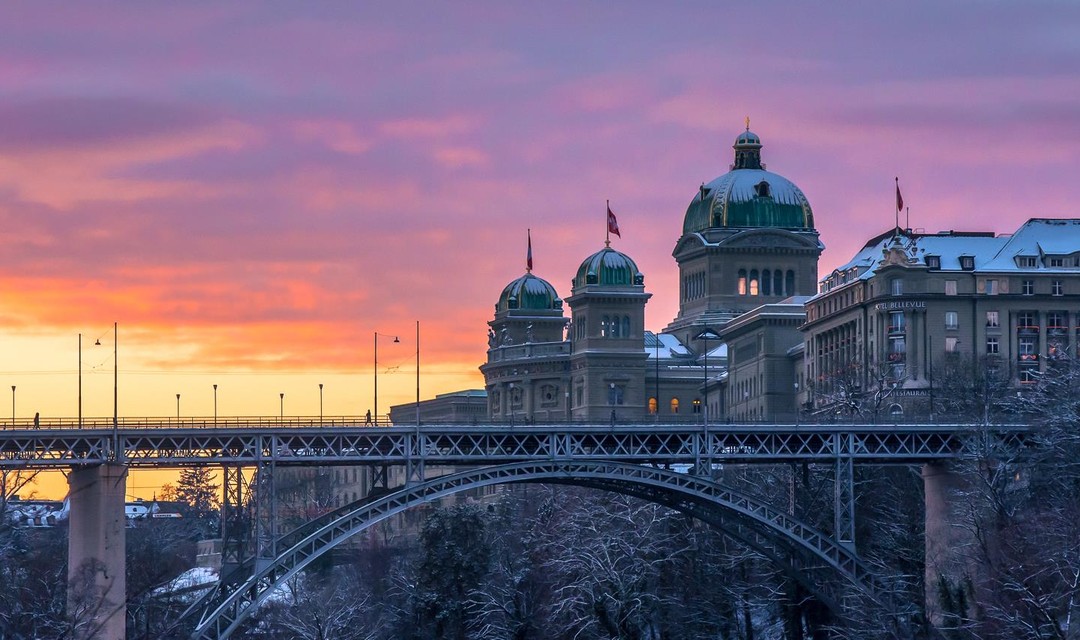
[735,129,761,146]
[496,273,562,312]
[573,247,644,288]
[683,128,814,234]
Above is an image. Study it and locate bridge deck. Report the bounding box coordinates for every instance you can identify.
[0,420,1028,468]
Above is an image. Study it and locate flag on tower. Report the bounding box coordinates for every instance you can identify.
[895,177,904,215]
[526,229,533,272]
[606,202,621,238]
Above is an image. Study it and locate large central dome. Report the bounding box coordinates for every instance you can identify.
[682,129,814,234]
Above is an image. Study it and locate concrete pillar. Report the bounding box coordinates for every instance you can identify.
[922,461,978,630]
[68,463,128,640]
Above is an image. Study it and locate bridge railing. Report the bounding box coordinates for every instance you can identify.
[0,414,982,431]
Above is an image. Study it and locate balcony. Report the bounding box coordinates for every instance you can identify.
[1018,353,1039,363]
[887,324,905,334]
[886,352,906,363]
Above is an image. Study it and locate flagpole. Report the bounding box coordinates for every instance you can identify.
[894,177,900,231]
[605,200,610,247]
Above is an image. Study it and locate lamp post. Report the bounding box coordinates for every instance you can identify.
[176,393,181,419]
[415,320,421,428]
[78,334,83,429]
[695,328,721,477]
[279,393,284,419]
[213,384,218,425]
[319,383,324,423]
[93,323,119,457]
[112,322,117,458]
[10,385,15,426]
[374,331,399,426]
[609,382,616,426]
[695,329,721,426]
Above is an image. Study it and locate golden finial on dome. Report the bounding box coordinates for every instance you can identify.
[745,116,750,131]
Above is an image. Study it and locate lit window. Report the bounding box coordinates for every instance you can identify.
[986,311,999,328]
[670,398,679,414]
[738,269,747,295]
[692,398,702,414]
[945,280,957,295]
[945,311,958,330]
[749,270,760,295]
[648,397,658,414]
[945,337,959,352]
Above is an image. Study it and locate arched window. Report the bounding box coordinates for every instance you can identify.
[889,403,904,418]
[670,398,680,414]
[773,270,783,296]
[648,397,658,414]
[762,269,772,295]
[692,398,702,414]
[602,315,610,337]
[786,270,795,295]
[749,270,760,296]
[738,269,747,295]
[622,316,631,337]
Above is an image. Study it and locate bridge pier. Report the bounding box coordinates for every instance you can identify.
[68,463,128,640]
[923,461,980,629]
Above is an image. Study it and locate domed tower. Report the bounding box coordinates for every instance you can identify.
[665,123,823,345]
[480,262,571,423]
[565,246,652,422]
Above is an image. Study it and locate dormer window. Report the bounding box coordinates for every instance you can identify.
[753,181,772,198]
[960,256,975,271]
[1017,256,1037,268]
[925,255,940,269]
[1047,257,1065,268]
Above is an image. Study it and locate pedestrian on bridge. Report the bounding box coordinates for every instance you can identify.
[33,412,39,429]
[365,409,373,426]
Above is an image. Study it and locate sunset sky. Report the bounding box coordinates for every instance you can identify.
[1,2,1077,438]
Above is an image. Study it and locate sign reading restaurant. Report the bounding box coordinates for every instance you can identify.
[874,300,927,311]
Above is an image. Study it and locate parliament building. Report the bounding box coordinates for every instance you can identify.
[390,126,1080,425]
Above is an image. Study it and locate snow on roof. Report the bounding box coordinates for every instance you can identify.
[814,218,1080,300]
[644,331,691,358]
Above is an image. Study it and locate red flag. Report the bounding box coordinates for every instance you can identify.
[607,204,621,238]
[895,178,904,214]
[526,229,533,272]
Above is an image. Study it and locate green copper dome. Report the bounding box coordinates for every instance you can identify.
[682,130,814,234]
[496,273,562,312]
[573,246,644,288]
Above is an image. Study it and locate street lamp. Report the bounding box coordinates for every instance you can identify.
[609,382,616,426]
[279,392,284,419]
[213,384,218,424]
[695,329,722,426]
[176,393,181,419]
[319,383,324,423]
[10,385,15,425]
[374,331,399,426]
[78,334,83,429]
[94,322,119,458]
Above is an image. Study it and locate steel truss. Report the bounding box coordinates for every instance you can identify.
[186,460,906,640]
[0,423,1030,468]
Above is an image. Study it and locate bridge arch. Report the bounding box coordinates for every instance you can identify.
[189,460,883,639]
